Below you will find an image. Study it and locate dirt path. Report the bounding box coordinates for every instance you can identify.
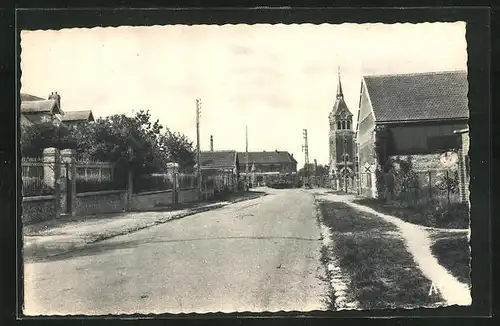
[315,192,471,307]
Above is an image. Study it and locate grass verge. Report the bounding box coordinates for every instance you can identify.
[430,233,471,286]
[318,200,445,310]
[352,198,469,229]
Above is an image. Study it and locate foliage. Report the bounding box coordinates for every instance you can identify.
[22,110,196,179]
[134,174,173,193]
[353,198,469,229]
[76,177,127,193]
[298,163,329,178]
[20,122,76,157]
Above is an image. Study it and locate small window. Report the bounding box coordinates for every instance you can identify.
[341,121,346,129]
[347,121,351,129]
[337,121,341,129]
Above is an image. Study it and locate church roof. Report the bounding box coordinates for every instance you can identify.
[363,70,468,123]
[330,70,353,118]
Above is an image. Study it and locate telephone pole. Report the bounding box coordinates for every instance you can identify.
[302,129,310,187]
[196,99,202,199]
[245,125,249,188]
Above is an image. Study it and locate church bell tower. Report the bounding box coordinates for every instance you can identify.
[329,68,356,190]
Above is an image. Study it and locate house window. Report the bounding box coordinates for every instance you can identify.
[347,121,351,129]
[337,121,341,129]
[341,121,346,130]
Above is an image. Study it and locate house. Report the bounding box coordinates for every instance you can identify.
[355,70,469,198]
[198,150,239,192]
[61,110,95,127]
[21,92,95,129]
[328,69,357,191]
[20,92,63,127]
[237,150,297,186]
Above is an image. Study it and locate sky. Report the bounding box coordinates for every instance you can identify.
[20,22,467,168]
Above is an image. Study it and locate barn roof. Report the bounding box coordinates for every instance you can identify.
[20,99,62,115]
[237,151,297,165]
[199,150,237,169]
[61,110,94,122]
[363,70,469,123]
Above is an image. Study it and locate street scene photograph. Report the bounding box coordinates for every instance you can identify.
[20,22,471,315]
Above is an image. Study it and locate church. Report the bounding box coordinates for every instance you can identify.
[328,70,357,191]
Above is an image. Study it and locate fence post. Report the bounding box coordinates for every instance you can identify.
[60,149,76,216]
[428,171,432,203]
[43,148,61,219]
[126,169,133,211]
[446,170,451,205]
[172,172,178,205]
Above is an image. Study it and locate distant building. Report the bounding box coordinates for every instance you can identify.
[198,150,239,192]
[20,92,63,127]
[20,92,95,129]
[355,70,469,198]
[328,70,357,191]
[61,110,95,127]
[237,150,297,186]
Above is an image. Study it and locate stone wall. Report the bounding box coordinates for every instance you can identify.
[131,190,174,211]
[178,188,199,203]
[75,190,127,216]
[22,196,56,224]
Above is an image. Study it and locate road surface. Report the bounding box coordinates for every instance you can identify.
[24,188,330,315]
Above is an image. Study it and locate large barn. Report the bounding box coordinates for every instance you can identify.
[355,70,469,198]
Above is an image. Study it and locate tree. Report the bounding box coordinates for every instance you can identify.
[21,122,75,157]
[21,110,196,176]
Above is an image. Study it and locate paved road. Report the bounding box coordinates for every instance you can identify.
[24,188,329,315]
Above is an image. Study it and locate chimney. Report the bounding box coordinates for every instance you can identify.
[210,135,213,151]
[54,92,61,109]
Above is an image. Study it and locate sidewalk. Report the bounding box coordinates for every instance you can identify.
[23,191,267,262]
[314,191,471,307]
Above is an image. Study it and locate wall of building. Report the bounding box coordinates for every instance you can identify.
[389,122,468,155]
[22,196,56,224]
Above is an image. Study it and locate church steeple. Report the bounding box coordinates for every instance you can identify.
[336,67,343,99]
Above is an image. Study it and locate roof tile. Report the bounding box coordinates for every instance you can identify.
[364,70,468,122]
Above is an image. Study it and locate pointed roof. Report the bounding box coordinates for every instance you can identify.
[336,67,343,99]
[330,69,352,118]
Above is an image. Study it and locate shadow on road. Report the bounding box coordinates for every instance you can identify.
[25,234,320,264]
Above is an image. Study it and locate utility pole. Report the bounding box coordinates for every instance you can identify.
[245,125,249,188]
[302,129,310,187]
[196,98,202,200]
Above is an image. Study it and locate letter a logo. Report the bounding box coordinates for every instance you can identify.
[428,282,439,296]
